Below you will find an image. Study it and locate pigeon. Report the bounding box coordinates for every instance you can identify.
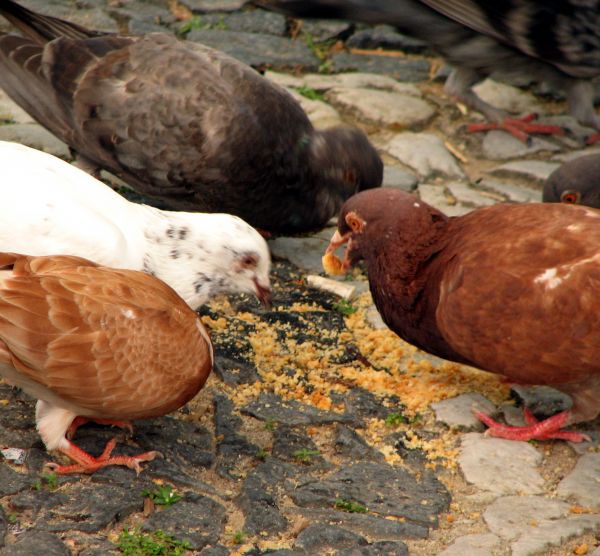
[259,0,600,140]
[0,141,271,309]
[0,252,213,474]
[0,0,383,234]
[543,153,600,209]
[323,187,600,442]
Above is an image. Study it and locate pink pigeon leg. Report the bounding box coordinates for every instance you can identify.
[467,114,565,142]
[46,438,157,475]
[66,417,134,439]
[473,409,590,442]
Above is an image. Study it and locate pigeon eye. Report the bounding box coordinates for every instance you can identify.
[345,212,365,232]
[560,190,581,204]
[239,253,258,269]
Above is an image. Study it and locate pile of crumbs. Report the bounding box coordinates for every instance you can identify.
[197,263,513,472]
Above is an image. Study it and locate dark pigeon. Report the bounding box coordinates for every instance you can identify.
[543,153,600,209]
[324,187,600,442]
[258,0,600,136]
[0,0,383,234]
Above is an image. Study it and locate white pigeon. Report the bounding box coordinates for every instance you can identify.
[0,141,271,308]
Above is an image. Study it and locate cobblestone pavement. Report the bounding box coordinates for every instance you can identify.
[0,2,599,555]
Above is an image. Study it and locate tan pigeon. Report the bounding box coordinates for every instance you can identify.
[0,253,213,474]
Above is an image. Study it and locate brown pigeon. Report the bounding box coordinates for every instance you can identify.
[0,253,213,474]
[259,0,600,140]
[323,188,600,441]
[0,0,383,234]
[543,153,600,210]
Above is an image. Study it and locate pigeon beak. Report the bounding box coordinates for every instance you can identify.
[325,230,353,272]
[253,278,272,309]
[325,230,348,254]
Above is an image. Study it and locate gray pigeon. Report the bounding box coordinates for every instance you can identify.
[0,0,383,234]
[258,0,600,136]
[543,154,600,209]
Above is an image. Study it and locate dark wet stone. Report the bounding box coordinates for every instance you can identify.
[271,427,325,466]
[224,9,288,36]
[71,534,120,556]
[391,433,429,465]
[9,490,69,517]
[341,388,400,420]
[25,448,52,476]
[135,417,214,472]
[293,508,429,539]
[142,494,226,551]
[333,425,384,462]
[214,394,258,477]
[510,385,573,419]
[0,386,38,449]
[214,356,260,385]
[331,52,430,82]
[36,485,143,533]
[300,20,355,42]
[239,469,289,534]
[0,530,69,556]
[294,524,367,552]
[0,465,32,496]
[347,541,409,556]
[90,465,154,491]
[347,25,428,53]
[199,545,229,556]
[242,392,354,426]
[187,30,320,70]
[0,506,6,548]
[108,1,173,33]
[292,462,450,528]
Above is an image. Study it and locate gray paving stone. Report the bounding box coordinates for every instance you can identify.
[269,234,331,274]
[382,165,419,191]
[510,385,572,419]
[431,393,496,430]
[556,453,600,508]
[0,124,70,158]
[286,89,343,129]
[0,91,35,124]
[445,181,498,207]
[417,184,472,216]
[303,73,422,95]
[331,52,430,82]
[477,179,542,203]
[481,130,560,160]
[438,533,501,556]
[473,79,543,115]
[459,433,544,494]
[187,30,320,70]
[491,160,561,183]
[346,25,427,53]
[299,19,354,42]
[484,495,600,556]
[326,88,435,128]
[182,0,246,12]
[383,133,465,179]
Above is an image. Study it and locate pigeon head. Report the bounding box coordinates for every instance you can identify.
[308,126,383,217]
[144,212,271,309]
[543,154,600,209]
[325,188,448,272]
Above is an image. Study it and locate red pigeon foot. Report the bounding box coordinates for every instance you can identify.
[467,114,564,142]
[473,410,590,442]
[66,417,134,440]
[585,132,600,145]
[46,438,157,475]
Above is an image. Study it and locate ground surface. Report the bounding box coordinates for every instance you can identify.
[0,1,599,555]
